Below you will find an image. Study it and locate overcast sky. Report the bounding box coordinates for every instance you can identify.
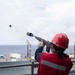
[0,0,75,45]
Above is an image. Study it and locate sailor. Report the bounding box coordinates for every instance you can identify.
[35,33,73,75]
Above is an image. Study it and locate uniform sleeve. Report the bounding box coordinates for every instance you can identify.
[35,46,44,62]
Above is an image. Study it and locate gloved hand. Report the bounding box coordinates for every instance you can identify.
[40,40,45,47]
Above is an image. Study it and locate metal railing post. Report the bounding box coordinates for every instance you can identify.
[31,61,34,75]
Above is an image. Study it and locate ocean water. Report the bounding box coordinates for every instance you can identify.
[0,45,38,56]
[0,45,74,56]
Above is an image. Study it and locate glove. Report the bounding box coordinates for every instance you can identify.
[40,40,45,47]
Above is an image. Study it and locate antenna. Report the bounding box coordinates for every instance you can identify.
[74,42,75,58]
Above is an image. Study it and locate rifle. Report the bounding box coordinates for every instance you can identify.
[26,32,51,53]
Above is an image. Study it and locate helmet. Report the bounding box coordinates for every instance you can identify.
[51,33,69,49]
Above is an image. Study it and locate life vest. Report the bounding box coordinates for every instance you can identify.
[38,52,72,75]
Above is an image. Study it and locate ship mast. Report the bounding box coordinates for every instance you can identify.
[27,40,31,58]
[74,42,75,58]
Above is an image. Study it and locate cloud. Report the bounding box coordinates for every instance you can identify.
[0,0,75,45]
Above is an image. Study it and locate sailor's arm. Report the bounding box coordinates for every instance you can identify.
[35,41,45,62]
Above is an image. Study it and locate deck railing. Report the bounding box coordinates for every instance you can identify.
[0,61,38,75]
[30,61,38,75]
[0,59,74,75]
